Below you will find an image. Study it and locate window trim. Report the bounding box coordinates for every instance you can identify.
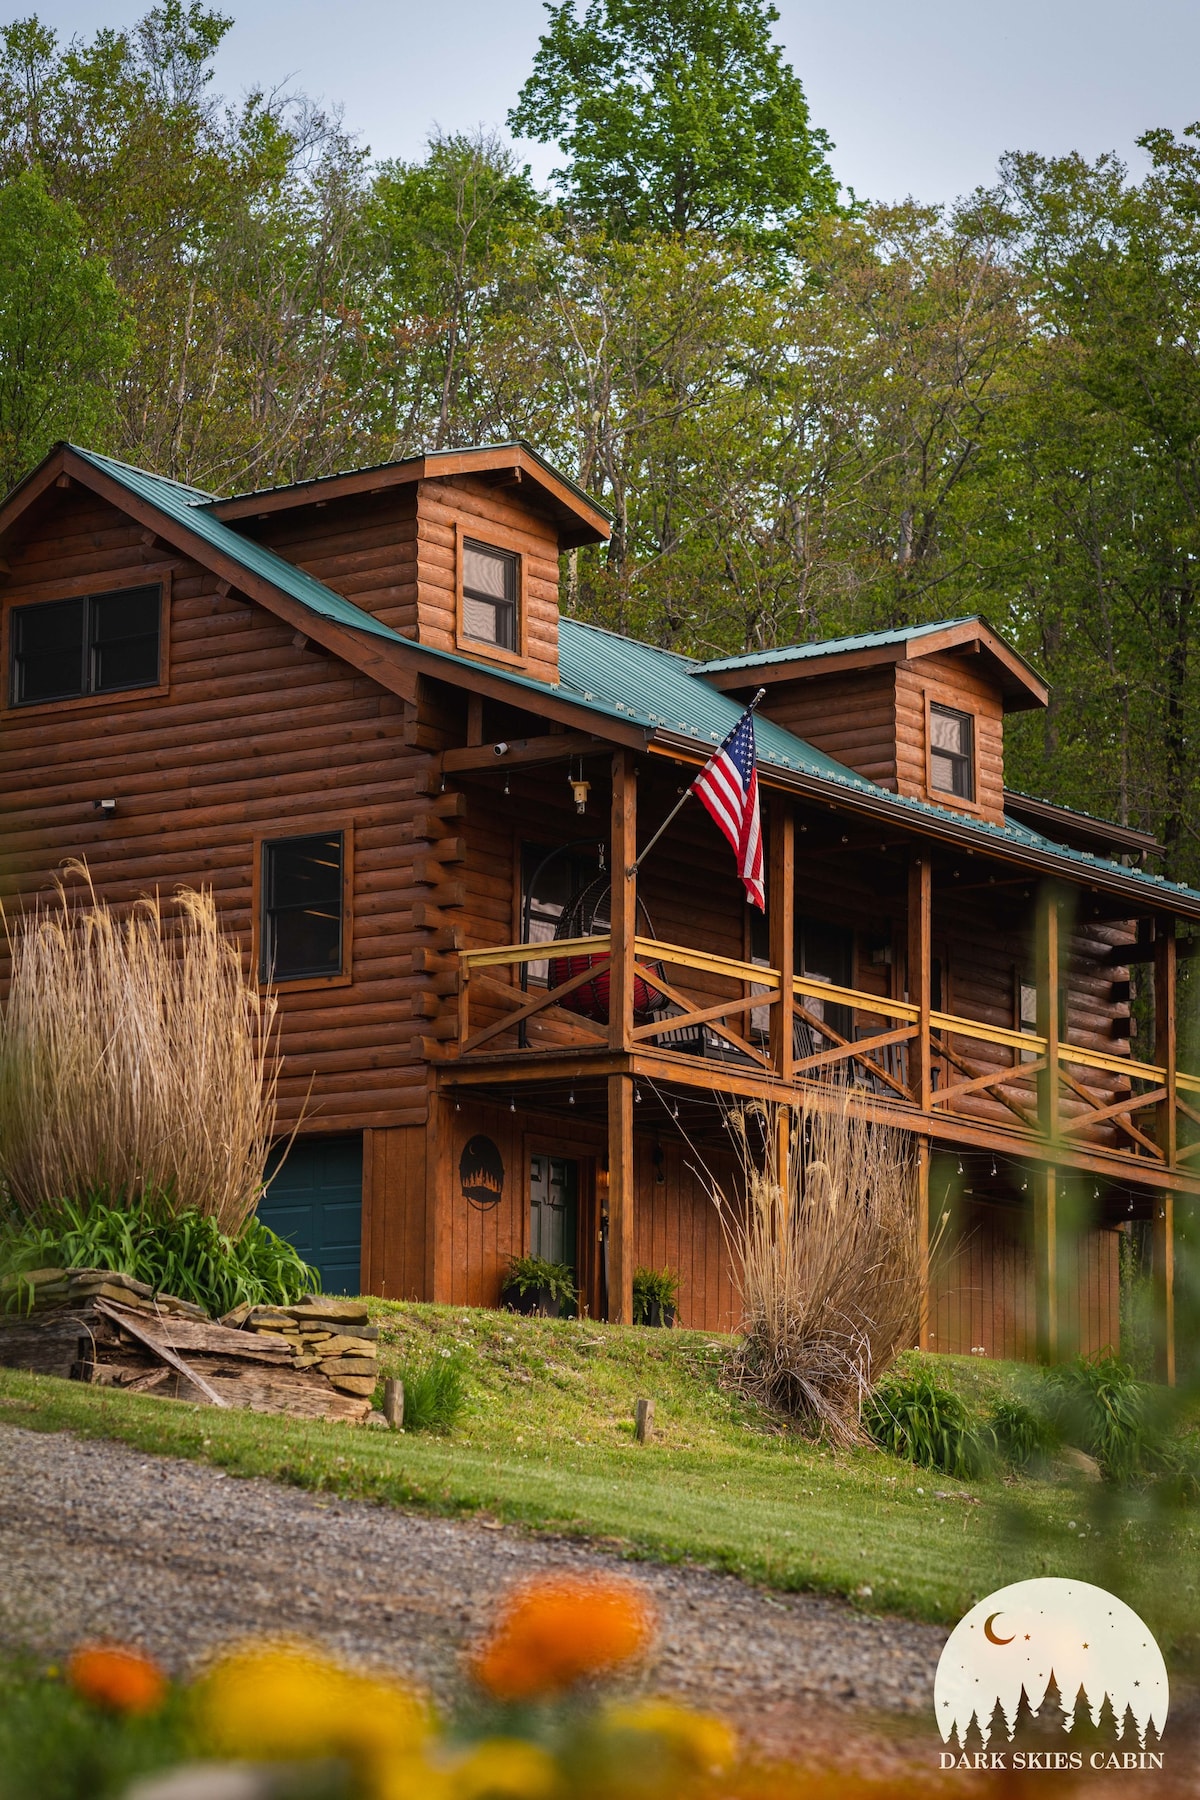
[924,692,981,812]
[252,821,354,992]
[2,574,171,716]
[454,522,528,667]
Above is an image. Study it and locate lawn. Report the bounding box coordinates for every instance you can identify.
[2,1303,1197,1662]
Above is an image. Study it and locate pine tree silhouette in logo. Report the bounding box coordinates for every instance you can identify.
[1068,1682,1098,1745]
[1031,1670,1068,1741]
[1144,1716,1162,1754]
[960,1711,985,1754]
[1119,1702,1143,1750]
[1094,1693,1120,1746]
[1010,1684,1039,1749]
[986,1697,1011,1749]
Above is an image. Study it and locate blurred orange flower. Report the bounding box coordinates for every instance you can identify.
[472,1576,654,1702]
[67,1644,168,1716]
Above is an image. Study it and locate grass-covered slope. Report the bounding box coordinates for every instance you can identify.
[1,1303,1197,1654]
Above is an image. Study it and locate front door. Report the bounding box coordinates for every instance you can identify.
[530,1153,578,1271]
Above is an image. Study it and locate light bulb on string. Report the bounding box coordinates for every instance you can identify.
[568,1090,575,1106]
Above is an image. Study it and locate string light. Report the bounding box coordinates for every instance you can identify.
[990,1157,997,1177]
[568,1090,576,1106]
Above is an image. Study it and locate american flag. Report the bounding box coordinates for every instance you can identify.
[692,706,765,910]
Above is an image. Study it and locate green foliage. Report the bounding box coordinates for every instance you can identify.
[0,169,129,489]
[0,1194,319,1319]
[987,1397,1057,1471]
[863,1365,991,1479]
[391,1346,469,1434]
[508,0,839,242]
[0,1657,187,1800]
[502,1254,578,1310]
[632,1266,680,1322]
[1043,1353,1170,1487]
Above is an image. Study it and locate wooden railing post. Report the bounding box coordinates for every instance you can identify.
[1034,1163,1059,1363]
[908,853,932,1110]
[768,792,795,1085]
[1155,917,1178,1168]
[916,1135,931,1351]
[1152,1192,1177,1388]
[1036,885,1061,1142]
[608,750,637,1327]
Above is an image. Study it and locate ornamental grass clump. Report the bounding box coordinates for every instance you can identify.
[707,1097,923,1445]
[0,863,279,1234]
[863,1364,991,1479]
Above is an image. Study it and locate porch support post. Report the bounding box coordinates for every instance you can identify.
[1152,1194,1177,1388]
[610,749,636,1054]
[608,1073,635,1325]
[907,853,932,1110]
[916,1134,931,1351]
[1034,1163,1059,1363]
[1036,885,1061,1143]
[607,750,637,1326]
[1155,917,1178,1169]
[768,791,795,1085]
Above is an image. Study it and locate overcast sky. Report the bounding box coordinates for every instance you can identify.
[21,0,1200,203]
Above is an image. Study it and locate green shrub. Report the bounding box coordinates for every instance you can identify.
[1043,1352,1169,1486]
[632,1266,680,1324]
[392,1348,468,1433]
[0,1193,319,1319]
[988,1396,1057,1471]
[502,1253,577,1311]
[863,1366,991,1478]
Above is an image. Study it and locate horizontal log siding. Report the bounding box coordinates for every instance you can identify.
[0,486,443,1138]
[895,653,1006,824]
[757,668,898,789]
[243,488,420,637]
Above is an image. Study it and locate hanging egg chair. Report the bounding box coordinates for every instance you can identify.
[547,874,669,1025]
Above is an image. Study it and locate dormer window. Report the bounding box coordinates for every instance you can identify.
[462,541,518,652]
[930,703,974,801]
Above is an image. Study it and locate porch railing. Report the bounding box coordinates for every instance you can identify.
[453,934,1200,1170]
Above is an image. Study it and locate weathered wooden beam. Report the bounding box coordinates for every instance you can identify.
[1155,919,1178,1169]
[1036,887,1061,1144]
[442,733,606,773]
[908,853,933,1110]
[769,793,795,1083]
[1033,1165,1059,1364]
[608,1072,634,1326]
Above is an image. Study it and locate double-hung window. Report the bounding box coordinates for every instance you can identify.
[9,584,161,706]
[929,703,974,801]
[462,540,518,651]
[261,833,345,981]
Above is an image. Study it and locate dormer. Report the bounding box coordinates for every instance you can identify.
[210,444,610,688]
[700,618,1047,826]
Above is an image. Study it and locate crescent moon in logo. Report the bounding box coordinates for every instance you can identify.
[984,1613,1015,1646]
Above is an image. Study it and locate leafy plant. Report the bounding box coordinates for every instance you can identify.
[987,1397,1057,1471]
[863,1365,991,1479]
[391,1348,468,1433]
[1042,1353,1169,1487]
[632,1266,679,1324]
[0,1194,319,1320]
[502,1254,578,1309]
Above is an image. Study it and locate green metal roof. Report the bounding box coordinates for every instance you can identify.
[68,446,1200,908]
[696,616,1049,694]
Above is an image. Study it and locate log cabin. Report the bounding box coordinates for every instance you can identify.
[0,439,1195,1379]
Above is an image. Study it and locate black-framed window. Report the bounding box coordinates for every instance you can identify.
[930,702,974,800]
[462,540,518,651]
[9,584,161,706]
[261,832,344,981]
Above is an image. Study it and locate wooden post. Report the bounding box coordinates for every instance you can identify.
[768,792,795,1084]
[608,1072,635,1325]
[426,1088,452,1304]
[1034,1163,1058,1363]
[1036,886,1061,1143]
[634,1397,654,1443]
[916,1135,931,1351]
[383,1377,404,1428]
[609,750,636,1054]
[908,853,932,1110]
[1152,1194,1177,1388]
[1155,917,1178,1169]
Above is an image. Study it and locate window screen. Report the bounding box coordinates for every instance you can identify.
[10,585,161,706]
[261,832,345,981]
[929,703,974,799]
[462,541,518,650]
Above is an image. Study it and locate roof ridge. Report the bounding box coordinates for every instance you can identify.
[695,615,984,672]
[71,444,219,504]
[560,614,701,667]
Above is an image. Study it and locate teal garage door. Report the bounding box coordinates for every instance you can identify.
[258,1134,363,1296]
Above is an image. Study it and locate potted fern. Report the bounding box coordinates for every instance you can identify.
[501,1253,577,1318]
[633,1266,679,1328]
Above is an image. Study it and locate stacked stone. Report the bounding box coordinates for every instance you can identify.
[237,1296,378,1398]
[3,1266,207,1320]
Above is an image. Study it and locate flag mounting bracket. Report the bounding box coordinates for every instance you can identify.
[625,688,767,880]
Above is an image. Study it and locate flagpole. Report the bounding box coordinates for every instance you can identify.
[625,688,766,878]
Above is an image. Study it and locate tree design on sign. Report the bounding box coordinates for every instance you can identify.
[460,1135,504,1211]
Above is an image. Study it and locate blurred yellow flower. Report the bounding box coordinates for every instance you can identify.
[472,1577,654,1701]
[603,1699,736,1775]
[450,1736,561,1798]
[194,1642,428,1772]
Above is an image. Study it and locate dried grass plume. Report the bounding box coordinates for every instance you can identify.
[0,861,279,1233]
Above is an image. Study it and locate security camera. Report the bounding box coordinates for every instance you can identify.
[493,741,509,756]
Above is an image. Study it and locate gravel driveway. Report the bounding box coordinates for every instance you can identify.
[0,1420,953,1773]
